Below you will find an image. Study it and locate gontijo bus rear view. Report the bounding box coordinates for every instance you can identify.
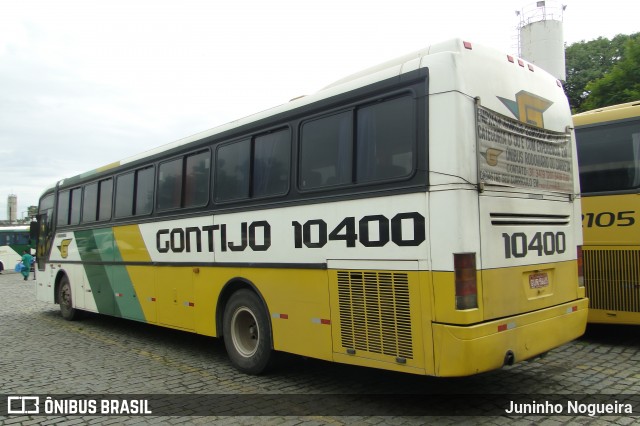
[35,39,587,376]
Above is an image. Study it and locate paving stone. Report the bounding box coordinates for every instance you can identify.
[0,271,638,425]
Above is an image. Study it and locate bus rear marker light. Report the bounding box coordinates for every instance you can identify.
[498,322,516,332]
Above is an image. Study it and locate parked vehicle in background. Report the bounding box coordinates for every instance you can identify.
[0,225,34,273]
[574,100,640,325]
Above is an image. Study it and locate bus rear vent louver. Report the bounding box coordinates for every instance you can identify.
[337,271,413,360]
[584,249,640,312]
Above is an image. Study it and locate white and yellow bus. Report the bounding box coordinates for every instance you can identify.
[36,39,587,377]
[574,100,640,325]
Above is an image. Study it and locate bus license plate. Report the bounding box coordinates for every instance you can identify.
[529,272,549,289]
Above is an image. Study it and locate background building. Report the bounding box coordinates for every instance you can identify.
[6,194,17,224]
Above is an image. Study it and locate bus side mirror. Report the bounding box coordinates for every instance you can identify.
[30,221,38,241]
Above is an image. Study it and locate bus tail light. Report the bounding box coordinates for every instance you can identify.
[577,246,584,287]
[454,253,478,310]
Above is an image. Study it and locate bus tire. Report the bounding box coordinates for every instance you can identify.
[58,275,79,321]
[223,289,273,375]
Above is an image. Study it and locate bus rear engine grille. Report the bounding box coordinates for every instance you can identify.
[584,249,640,312]
[337,271,413,360]
[490,213,570,226]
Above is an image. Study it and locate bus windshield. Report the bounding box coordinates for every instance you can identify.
[576,119,640,193]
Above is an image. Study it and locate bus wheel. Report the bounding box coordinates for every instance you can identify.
[223,289,273,375]
[58,275,79,321]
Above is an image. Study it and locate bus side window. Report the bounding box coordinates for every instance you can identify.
[69,188,82,225]
[158,158,182,210]
[158,150,210,210]
[253,129,290,198]
[115,167,154,217]
[98,179,113,221]
[56,190,70,226]
[356,95,414,182]
[216,139,251,202]
[115,172,134,217]
[184,150,210,207]
[83,182,99,222]
[300,111,352,190]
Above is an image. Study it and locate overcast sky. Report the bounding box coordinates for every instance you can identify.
[0,0,637,220]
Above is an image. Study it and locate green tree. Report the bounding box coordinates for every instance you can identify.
[564,33,637,112]
[579,37,640,111]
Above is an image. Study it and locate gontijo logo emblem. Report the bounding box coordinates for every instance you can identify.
[498,90,553,128]
[480,148,503,166]
[57,239,72,259]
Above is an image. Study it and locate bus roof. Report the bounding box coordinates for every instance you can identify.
[58,39,461,185]
[52,38,563,191]
[573,100,640,127]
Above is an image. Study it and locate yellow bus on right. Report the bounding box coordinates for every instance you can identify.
[574,101,640,324]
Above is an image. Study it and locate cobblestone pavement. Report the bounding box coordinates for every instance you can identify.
[0,271,639,425]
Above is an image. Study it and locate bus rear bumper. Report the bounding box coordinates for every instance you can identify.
[431,298,588,377]
[588,308,640,325]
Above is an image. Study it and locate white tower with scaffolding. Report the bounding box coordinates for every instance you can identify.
[7,194,18,223]
[517,1,567,81]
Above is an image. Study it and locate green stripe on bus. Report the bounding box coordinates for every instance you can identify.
[75,229,145,321]
[110,230,146,322]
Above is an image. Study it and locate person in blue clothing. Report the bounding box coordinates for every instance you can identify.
[21,250,33,281]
